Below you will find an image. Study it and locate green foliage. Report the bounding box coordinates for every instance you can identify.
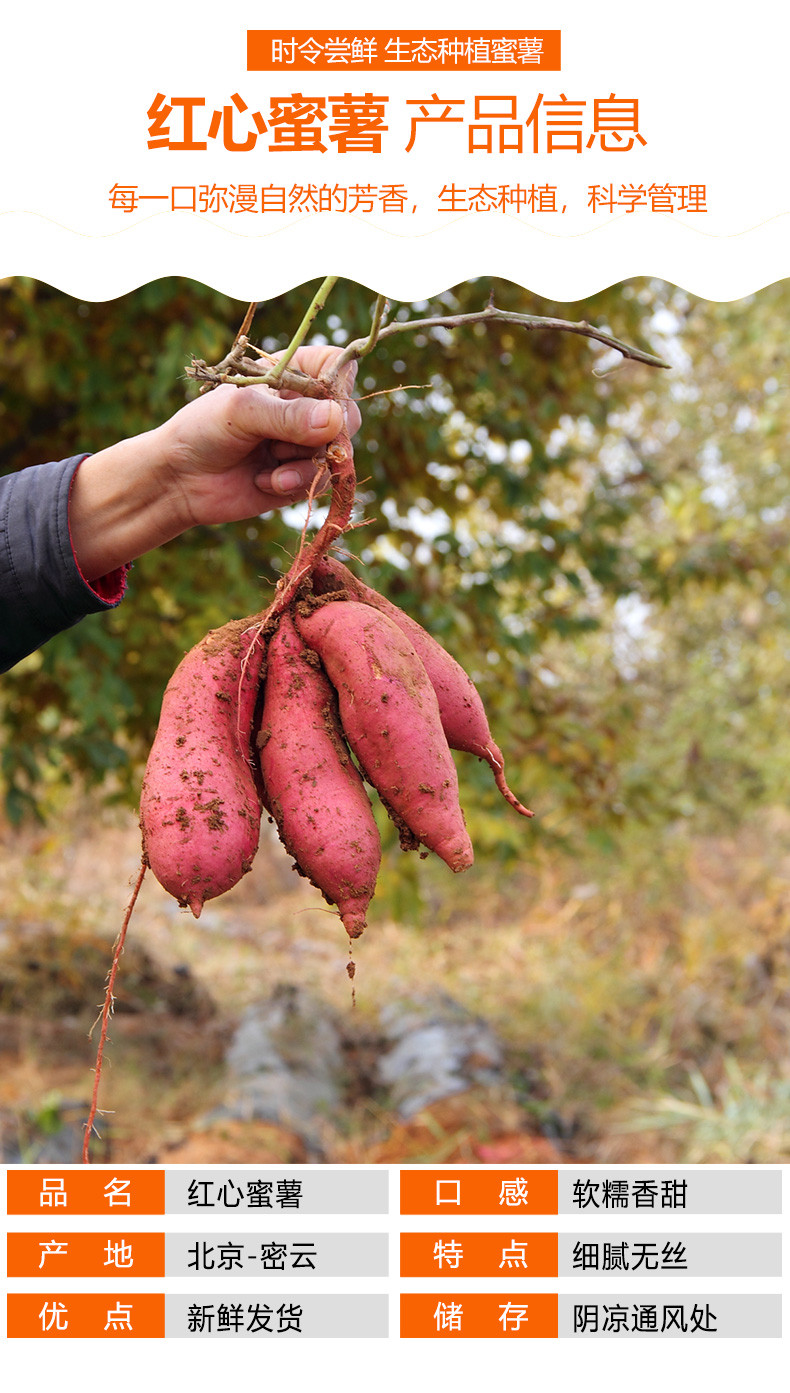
[2,276,790,859]
[626,1059,790,1164]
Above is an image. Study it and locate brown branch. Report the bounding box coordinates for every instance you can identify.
[189,294,668,399]
[325,304,670,380]
[185,288,667,622]
[187,357,327,398]
[233,301,258,348]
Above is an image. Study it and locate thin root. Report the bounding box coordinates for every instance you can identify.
[81,860,146,1164]
[485,744,535,818]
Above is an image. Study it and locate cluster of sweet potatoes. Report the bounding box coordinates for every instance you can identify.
[140,553,532,941]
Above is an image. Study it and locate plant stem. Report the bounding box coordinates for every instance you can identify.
[359,294,389,357]
[326,304,670,380]
[233,301,258,347]
[187,288,670,616]
[189,300,668,395]
[262,418,356,624]
[267,276,339,384]
[188,360,327,396]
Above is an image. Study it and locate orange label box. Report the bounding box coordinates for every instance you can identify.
[247,31,562,73]
[400,1170,558,1215]
[6,1170,165,1216]
[7,1294,165,1339]
[7,1233,165,1279]
[401,1293,558,1338]
[401,1232,558,1278]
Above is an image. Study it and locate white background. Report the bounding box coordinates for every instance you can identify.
[1,0,789,300]
[2,2,789,1385]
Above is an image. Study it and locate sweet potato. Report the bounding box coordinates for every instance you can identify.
[313,556,533,817]
[140,615,264,917]
[295,600,473,872]
[258,612,380,939]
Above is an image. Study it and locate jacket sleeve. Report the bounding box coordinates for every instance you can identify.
[0,455,129,673]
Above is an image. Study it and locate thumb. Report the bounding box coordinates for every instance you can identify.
[235,387,343,445]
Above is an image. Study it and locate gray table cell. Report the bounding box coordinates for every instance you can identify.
[166,1293,388,1337]
[559,1232,781,1278]
[165,1169,388,1215]
[165,1231,387,1277]
[560,1294,781,1337]
[559,1170,781,1214]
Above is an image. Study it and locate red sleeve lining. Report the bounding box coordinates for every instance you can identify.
[66,457,130,606]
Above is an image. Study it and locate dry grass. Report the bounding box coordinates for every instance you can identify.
[0,794,788,1162]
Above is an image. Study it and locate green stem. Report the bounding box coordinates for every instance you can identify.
[267,275,339,384]
[359,294,389,358]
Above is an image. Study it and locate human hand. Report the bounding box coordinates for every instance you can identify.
[156,344,361,528]
[69,345,361,580]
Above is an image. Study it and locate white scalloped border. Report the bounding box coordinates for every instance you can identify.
[4,210,790,303]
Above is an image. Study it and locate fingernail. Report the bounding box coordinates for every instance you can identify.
[274,468,304,492]
[310,400,333,428]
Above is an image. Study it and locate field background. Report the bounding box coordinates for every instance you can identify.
[1,275,789,1164]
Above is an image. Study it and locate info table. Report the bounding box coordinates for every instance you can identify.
[2,1166,783,1341]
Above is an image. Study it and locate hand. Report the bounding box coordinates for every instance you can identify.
[158,345,362,527]
[69,345,361,580]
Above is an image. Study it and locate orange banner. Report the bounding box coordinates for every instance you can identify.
[7,1232,165,1278]
[400,1169,558,1215]
[6,1170,165,1216]
[7,1294,165,1339]
[400,1231,558,1278]
[401,1293,558,1338]
[247,31,561,73]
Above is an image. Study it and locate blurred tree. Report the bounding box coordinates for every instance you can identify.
[1,276,788,854]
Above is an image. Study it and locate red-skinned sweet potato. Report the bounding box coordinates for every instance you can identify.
[313,557,533,817]
[140,615,264,917]
[295,600,473,872]
[258,612,381,939]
